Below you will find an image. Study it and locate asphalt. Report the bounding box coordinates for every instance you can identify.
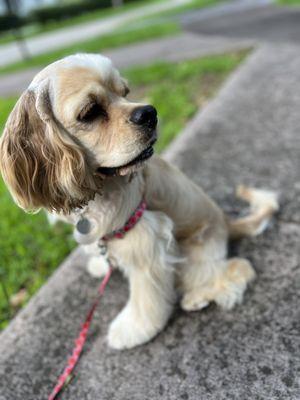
[183,3,300,43]
[0,41,299,399]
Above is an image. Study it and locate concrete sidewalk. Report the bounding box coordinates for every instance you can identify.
[0,32,255,96]
[0,42,299,399]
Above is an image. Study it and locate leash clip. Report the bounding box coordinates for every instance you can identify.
[98,239,108,256]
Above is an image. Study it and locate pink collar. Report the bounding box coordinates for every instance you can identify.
[74,199,146,245]
[102,199,147,241]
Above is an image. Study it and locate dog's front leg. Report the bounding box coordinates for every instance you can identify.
[107,211,178,350]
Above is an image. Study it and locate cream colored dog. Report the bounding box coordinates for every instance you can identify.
[0,54,278,350]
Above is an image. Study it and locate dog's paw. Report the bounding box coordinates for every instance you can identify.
[87,256,109,278]
[181,259,255,311]
[214,258,256,310]
[107,307,158,350]
[180,293,210,312]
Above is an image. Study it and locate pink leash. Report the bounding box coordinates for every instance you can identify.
[48,267,112,400]
[48,200,146,400]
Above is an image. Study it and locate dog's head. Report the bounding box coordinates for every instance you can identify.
[0,53,157,213]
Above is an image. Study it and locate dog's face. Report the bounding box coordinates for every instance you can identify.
[0,54,157,213]
[53,59,157,175]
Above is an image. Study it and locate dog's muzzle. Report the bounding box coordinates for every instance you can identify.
[96,105,158,177]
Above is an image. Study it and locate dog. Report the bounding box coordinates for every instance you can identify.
[0,53,279,350]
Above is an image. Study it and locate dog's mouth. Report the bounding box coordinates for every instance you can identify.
[96,138,156,177]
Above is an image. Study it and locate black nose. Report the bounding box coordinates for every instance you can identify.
[130,105,157,129]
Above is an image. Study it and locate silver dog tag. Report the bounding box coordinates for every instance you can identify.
[76,218,91,234]
[74,217,99,245]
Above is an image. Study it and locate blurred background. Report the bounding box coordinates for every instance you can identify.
[0,0,298,328]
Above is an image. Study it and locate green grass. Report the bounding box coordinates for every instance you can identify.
[0,98,17,130]
[142,0,223,19]
[277,0,300,4]
[126,50,248,151]
[0,50,248,329]
[0,21,180,76]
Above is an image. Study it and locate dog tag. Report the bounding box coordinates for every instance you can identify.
[74,217,99,245]
[76,218,91,234]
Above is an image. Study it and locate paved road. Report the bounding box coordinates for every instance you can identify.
[0,0,190,68]
[1,42,300,399]
[0,33,255,96]
[183,3,300,43]
[179,0,274,24]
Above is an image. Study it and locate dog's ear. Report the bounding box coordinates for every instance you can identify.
[0,82,96,213]
[121,78,130,97]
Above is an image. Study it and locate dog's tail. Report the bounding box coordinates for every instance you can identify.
[228,185,279,239]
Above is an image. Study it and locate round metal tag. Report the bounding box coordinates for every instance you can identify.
[76,218,91,234]
[74,217,99,245]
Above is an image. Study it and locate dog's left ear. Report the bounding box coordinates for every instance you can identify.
[121,78,130,97]
[0,80,97,213]
[109,66,130,97]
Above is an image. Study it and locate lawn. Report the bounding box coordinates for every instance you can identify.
[0,50,248,329]
[142,0,223,19]
[277,0,300,4]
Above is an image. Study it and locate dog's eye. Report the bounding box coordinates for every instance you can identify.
[124,87,130,97]
[78,103,106,123]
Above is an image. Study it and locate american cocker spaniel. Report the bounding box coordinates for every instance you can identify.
[0,54,278,349]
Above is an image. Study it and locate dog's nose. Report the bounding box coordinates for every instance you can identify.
[130,105,157,129]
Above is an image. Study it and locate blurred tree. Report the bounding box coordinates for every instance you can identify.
[112,0,123,6]
[1,0,31,61]
[2,0,21,15]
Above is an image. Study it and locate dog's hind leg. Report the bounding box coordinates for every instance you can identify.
[181,257,255,311]
[179,232,255,311]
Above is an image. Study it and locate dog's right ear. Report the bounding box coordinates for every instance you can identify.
[0,84,96,213]
[0,90,46,212]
